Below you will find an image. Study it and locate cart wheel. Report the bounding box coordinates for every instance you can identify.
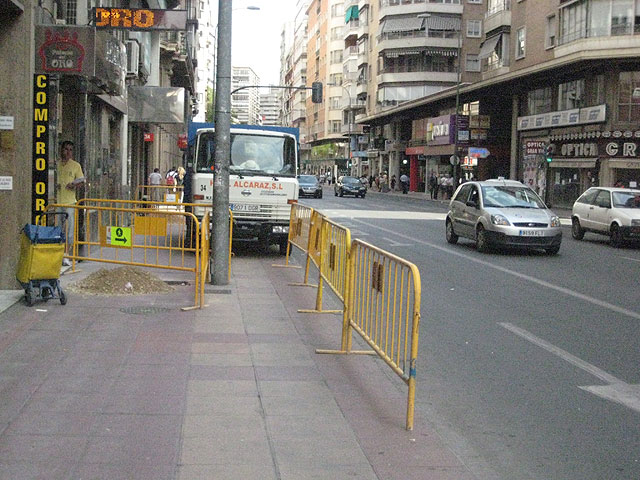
[59,289,67,305]
[25,288,34,307]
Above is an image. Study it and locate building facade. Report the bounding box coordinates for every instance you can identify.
[231,66,261,124]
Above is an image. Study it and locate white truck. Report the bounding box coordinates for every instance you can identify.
[184,124,299,254]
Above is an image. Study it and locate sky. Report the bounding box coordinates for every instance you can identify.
[229,0,299,87]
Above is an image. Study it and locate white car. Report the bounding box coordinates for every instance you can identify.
[571,187,640,246]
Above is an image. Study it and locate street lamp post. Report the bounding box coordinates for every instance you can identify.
[328,82,352,175]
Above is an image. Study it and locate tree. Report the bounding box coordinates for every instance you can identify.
[205,86,214,123]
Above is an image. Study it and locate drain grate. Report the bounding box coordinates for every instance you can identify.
[120,306,172,315]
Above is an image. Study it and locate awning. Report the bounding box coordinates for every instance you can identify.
[345,5,359,23]
[384,49,422,57]
[478,34,502,59]
[424,16,461,31]
[381,17,424,34]
[424,47,457,57]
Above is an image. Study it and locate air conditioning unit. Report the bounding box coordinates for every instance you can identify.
[125,40,139,77]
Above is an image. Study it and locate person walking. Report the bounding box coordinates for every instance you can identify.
[148,167,163,202]
[390,175,397,191]
[166,167,178,186]
[400,173,409,194]
[56,141,85,265]
[429,172,438,199]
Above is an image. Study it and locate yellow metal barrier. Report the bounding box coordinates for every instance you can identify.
[46,202,205,310]
[318,239,422,431]
[298,216,350,315]
[136,184,184,204]
[273,203,312,269]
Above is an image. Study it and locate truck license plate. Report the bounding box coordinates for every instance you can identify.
[230,203,259,212]
[519,229,543,236]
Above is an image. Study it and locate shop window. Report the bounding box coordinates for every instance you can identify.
[617,71,640,123]
[527,87,552,115]
[558,79,585,110]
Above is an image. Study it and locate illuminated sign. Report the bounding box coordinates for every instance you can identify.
[93,8,187,31]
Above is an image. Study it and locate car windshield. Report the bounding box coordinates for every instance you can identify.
[612,191,640,208]
[196,132,297,177]
[342,177,360,185]
[481,186,546,209]
[298,175,317,183]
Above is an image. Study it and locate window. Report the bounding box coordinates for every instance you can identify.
[468,0,482,3]
[559,0,636,45]
[330,120,342,133]
[546,15,556,48]
[527,87,552,115]
[330,50,343,64]
[515,27,526,58]
[617,71,640,123]
[467,19,482,37]
[465,54,481,72]
[330,96,341,109]
[558,79,585,110]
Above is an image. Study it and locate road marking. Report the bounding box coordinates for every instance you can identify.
[620,256,640,263]
[317,209,445,220]
[499,322,640,413]
[382,237,412,247]
[349,218,640,321]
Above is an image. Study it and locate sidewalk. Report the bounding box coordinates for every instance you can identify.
[0,252,477,480]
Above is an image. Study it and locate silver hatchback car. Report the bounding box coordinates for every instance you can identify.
[445,178,562,254]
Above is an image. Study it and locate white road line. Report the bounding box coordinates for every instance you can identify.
[498,322,621,384]
[620,256,640,263]
[349,217,640,321]
[499,322,640,413]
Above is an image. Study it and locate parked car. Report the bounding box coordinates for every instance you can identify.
[334,176,367,198]
[297,174,322,198]
[571,187,640,246]
[445,178,562,254]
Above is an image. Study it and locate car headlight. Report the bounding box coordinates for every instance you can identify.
[550,216,561,227]
[490,214,510,226]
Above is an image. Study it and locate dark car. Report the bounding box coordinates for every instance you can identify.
[298,174,323,198]
[334,176,366,198]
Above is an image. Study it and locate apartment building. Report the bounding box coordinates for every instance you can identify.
[232,66,261,124]
[353,0,640,206]
[260,88,282,126]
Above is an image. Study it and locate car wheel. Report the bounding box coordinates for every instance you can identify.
[571,217,585,240]
[545,245,560,255]
[25,287,34,307]
[445,219,458,244]
[361,194,365,199]
[610,224,624,247]
[476,225,490,253]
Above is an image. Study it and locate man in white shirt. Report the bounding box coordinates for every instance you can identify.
[148,168,163,201]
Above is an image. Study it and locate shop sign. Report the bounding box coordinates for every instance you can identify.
[517,104,606,131]
[551,138,640,159]
[32,75,49,224]
[177,133,187,149]
[93,8,187,31]
[144,132,154,142]
[470,129,487,141]
[37,29,87,73]
[525,140,545,155]
[469,115,490,129]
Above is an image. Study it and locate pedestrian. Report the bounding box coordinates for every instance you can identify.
[166,167,177,186]
[375,175,380,191]
[400,173,409,194]
[177,166,186,186]
[369,175,374,188]
[429,172,438,199]
[390,175,397,191]
[148,167,162,202]
[56,141,85,266]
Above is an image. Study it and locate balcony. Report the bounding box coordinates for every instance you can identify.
[344,20,359,41]
[341,123,366,135]
[484,0,511,35]
[378,35,458,53]
[378,70,457,85]
[356,81,368,96]
[380,1,462,19]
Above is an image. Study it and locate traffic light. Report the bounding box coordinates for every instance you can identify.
[545,143,554,163]
[311,82,323,103]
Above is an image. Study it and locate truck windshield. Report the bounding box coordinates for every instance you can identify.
[196,132,297,177]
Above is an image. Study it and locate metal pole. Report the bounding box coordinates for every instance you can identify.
[211,0,232,285]
[453,26,461,188]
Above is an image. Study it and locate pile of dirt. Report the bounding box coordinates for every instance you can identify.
[67,266,174,295]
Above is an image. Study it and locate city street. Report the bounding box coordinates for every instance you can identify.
[300,185,640,480]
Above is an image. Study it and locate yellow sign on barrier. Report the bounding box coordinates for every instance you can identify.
[134,215,168,236]
[100,225,132,248]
